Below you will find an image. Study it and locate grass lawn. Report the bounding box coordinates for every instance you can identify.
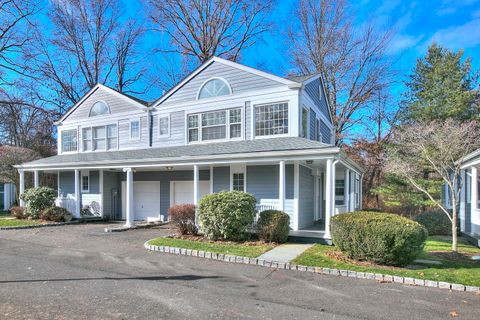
[148,237,275,258]
[293,236,480,287]
[0,212,42,227]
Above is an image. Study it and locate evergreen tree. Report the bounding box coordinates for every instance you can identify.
[402,43,478,122]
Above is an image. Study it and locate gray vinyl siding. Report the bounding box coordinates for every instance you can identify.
[88,171,100,193]
[152,111,186,147]
[320,119,332,144]
[298,165,314,229]
[245,103,252,140]
[465,171,472,233]
[125,170,210,218]
[103,171,121,219]
[59,171,75,196]
[246,164,294,200]
[118,116,149,149]
[304,77,331,123]
[309,110,317,141]
[160,61,284,105]
[213,167,230,192]
[64,86,142,123]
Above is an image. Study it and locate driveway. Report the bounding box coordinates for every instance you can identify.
[0,223,478,320]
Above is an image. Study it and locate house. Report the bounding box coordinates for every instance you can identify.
[16,56,363,241]
[448,149,480,246]
[0,181,16,211]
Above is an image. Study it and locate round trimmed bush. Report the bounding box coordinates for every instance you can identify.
[40,206,73,222]
[414,210,451,235]
[198,191,256,241]
[20,187,57,219]
[331,211,428,266]
[9,206,26,219]
[257,210,290,243]
[168,204,197,235]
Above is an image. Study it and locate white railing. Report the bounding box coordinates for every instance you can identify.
[56,197,76,215]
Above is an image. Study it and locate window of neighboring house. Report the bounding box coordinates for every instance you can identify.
[89,101,110,117]
[187,108,242,143]
[81,172,89,193]
[107,124,117,150]
[130,120,140,139]
[232,173,245,191]
[62,130,77,153]
[254,102,288,137]
[301,107,309,138]
[159,116,170,137]
[335,179,345,205]
[198,78,231,99]
[83,125,117,151]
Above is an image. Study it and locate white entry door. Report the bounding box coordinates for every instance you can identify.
[121,181,160,221]
[170,181,210,206]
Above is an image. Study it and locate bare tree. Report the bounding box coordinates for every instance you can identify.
[149,0,273,64]
[27,0,146,114]
[289,0,394,145]
[386,119,480,251]
[0,0,39,84]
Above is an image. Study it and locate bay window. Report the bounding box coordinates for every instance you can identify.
[254,102,288,137]
[61,130,77,153]
[187,108,242,143]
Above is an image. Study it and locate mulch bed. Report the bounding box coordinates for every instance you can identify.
[171,234,274,247]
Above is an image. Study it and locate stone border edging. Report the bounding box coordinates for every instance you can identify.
[0,220,80,230]
[144,240,480,294]
[105,221,166,232]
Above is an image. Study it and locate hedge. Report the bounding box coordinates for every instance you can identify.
[331,211,428,266]
[414,210,451,236]
[257,210,290,243]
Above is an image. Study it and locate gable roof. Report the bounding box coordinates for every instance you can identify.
[55,83,148,124]
[151,56,302,108]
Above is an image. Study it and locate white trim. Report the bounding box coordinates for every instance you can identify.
[81,170,90,193]
[158,114,170,138]
[279,161,285,211]
[230,164,246,192]
[252,101,290,139]
[210,165,214,193]
[293,162,300,231]
[99,169,103,217]
[88,100,111,117]
[151,56,300,108]
[56,84,147,124]
[129,119,141,140]
[196,77,233,100]
[60,129,79,154]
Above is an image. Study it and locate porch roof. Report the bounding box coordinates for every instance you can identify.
[17,137,346,170]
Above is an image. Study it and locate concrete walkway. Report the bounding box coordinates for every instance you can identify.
[257,243,314,262]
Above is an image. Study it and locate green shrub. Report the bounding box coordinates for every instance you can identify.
[20,187,57,219]
[168,204,197,235]
[414,210,451,235]
[257,210,290,243]
[40,206,73,222]
[331,211,428,266]
[198,191,256,241]
[9,206,26,219]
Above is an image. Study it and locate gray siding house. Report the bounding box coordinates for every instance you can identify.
[0,182,16,211]
[17,57,363,241]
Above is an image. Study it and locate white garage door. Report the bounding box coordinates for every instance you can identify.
[121,181,160,221]
[171,181,210,206]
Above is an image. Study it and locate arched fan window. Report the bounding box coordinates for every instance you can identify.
[197,78,232,100]
[89,101,110,117]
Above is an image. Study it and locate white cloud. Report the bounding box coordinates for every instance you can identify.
[436,0,480,16]
[423,18,480,50]
[388,34,424,55]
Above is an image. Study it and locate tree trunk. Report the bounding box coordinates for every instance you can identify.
[451,206,458,252]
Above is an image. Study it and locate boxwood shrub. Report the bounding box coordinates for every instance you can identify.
[20,187,57,219]
[257,210,290,243]
[198,191,256,241]
[414,210,451,235]
[331,211,428,266]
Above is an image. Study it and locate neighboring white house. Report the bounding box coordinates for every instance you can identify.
[15,56,363,242]
[0,182,16,211]
[450,149,480,246]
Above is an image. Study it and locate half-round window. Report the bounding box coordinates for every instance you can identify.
[198,78,231,100]
[89,101,110,117]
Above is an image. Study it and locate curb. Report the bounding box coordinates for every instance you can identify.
[144,240,480,294]
[0,220,80,230]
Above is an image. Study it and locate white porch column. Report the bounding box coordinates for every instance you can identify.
[344,169,350,212]
[124,168,134,227]
[99,169,104,217]
[74,169,81,218]
[350,172,355,211]
[359,174,363,210]
[34,170,39,188]
[193,164,200,225]
[279,160,285,211]
[293,162,300,230]
[460,169,466,232]
[19,170,25,207]
[472,166,478,211]
[324,159,333,238]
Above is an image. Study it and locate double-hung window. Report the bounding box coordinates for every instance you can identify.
[335,179,345,205]
[82,125,117,151]
[254,103,288,137]
[130,120,140,139]
[82,128,92,151]
[61,130,77,153]
[81,171,89,193]
[107,124,117,149]
[301,107,309,138]
[93,126,106,150]
[159,116,169,137]
[187,108,242,143]
[232,173,245,191]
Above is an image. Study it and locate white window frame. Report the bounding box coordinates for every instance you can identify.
[253,102,289,139]
[196,77,233,100]
[158,114,170,138]
[61,129,78,153]
[130,119,141,140]
[81,171,90,193]
[186,107,244,144]
[230,164,246,192]
[89,100,111,117]
[81,124,118,152]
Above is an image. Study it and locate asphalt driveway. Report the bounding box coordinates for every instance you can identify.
[0,223,478,319]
